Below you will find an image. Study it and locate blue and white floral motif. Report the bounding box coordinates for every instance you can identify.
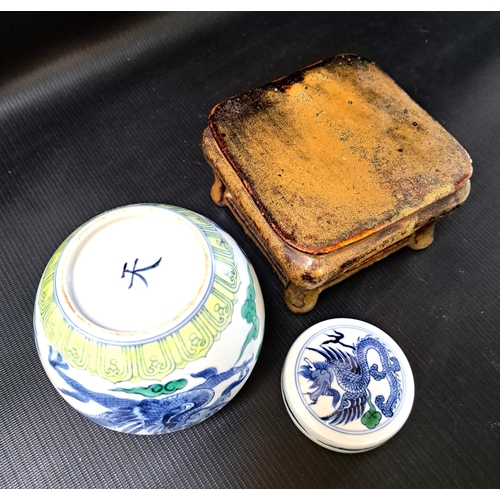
[48,346,253,434]
[299,330,402,430]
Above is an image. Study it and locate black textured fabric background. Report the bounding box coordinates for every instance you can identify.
[1,12,499,489]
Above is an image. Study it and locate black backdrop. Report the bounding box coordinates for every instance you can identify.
[1,12,499,489]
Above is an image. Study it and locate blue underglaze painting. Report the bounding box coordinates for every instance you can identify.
[299,331,402,430]
[48,346,253,434]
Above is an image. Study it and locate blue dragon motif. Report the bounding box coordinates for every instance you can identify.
[48,346,253,434]
[300,331,402,428]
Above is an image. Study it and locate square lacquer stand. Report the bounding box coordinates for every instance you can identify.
[202,55,472,313]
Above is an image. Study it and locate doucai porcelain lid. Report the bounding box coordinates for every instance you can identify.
[281,318,414,453]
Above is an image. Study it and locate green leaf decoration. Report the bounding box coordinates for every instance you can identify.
[237,266,260,363]
[113,378,188,397]
[361,389,382,429]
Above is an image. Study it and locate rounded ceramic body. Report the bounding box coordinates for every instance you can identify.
[282,318,414,453]
[34,204,265,435]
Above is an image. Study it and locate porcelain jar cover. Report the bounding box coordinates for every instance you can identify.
[281,318,414,453]
[34,204,265,435]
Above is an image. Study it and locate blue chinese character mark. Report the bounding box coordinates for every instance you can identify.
[121,257,162,289]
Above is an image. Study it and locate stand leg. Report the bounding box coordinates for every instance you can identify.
[408,221,436,250]
[284,282,320,314]
[210,171,226,207]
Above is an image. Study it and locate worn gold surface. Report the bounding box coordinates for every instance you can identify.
[208,55,472,255]
[203,54,472,313]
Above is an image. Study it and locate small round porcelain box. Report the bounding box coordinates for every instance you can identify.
[34,204,265,435]
[281,318,414,453]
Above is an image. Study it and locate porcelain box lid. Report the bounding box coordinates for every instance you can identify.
[281,318,414,453]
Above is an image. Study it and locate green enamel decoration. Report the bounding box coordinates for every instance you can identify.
[237,265,260,363]
[38,205,241,383]
[113,378,188,397]
[361,389,382,429]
